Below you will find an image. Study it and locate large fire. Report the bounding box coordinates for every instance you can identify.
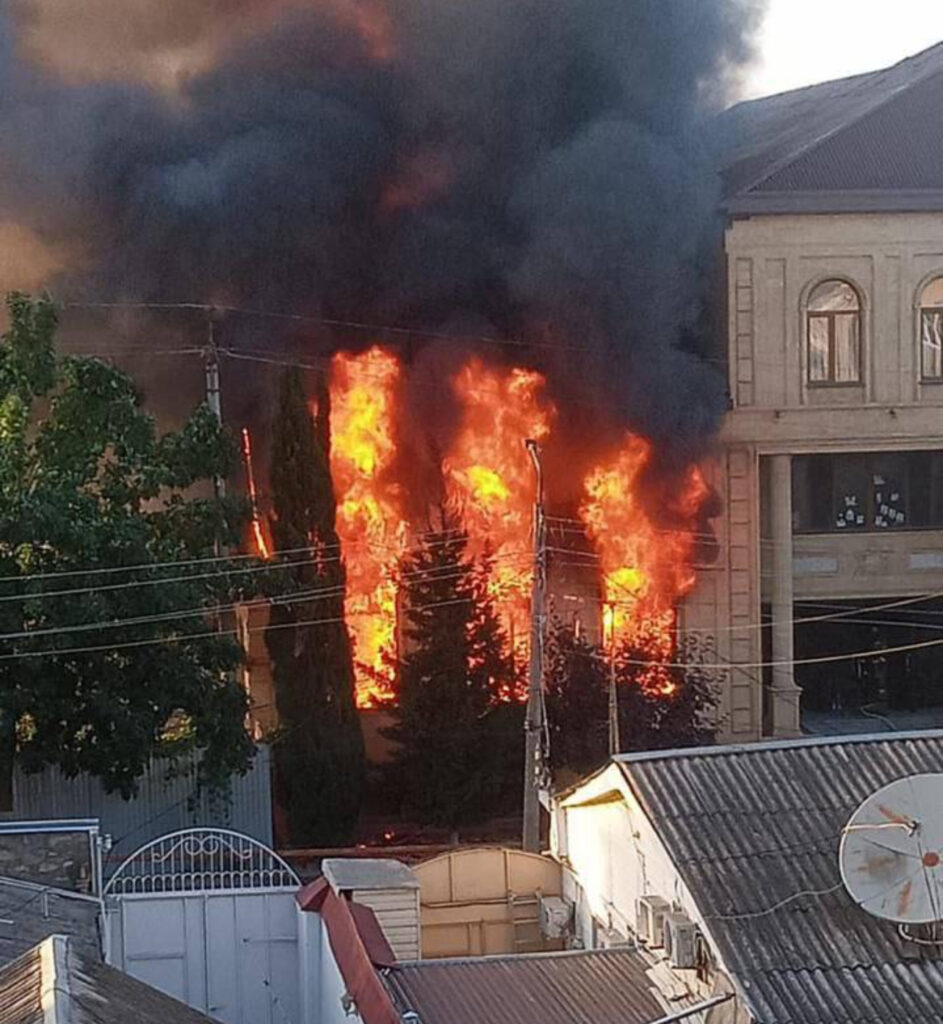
[318,348,708,707]
[580,435,709,693]
[329,347,407,706]
[444,360,555,663]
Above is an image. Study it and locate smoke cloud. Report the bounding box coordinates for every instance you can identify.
[0,0,764,457]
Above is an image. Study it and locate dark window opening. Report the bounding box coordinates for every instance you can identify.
[793,451,943,533]
[796,597,943,713]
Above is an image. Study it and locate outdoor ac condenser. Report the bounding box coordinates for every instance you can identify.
[663,912,698,969]
[636,895,671,947]
[538,894,573,939]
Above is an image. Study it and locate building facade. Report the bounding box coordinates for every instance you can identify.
[687,43,943,741]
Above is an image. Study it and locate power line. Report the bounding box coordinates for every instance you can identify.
[64,299,619,357]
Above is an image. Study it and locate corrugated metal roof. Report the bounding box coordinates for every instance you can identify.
[385,948,689,1024]
[616,731,943,1024]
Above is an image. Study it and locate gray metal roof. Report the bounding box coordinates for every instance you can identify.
[617,730,943,1024]
[0,935,217,1024]
[385,948,694,1024]
[718,40,943,212]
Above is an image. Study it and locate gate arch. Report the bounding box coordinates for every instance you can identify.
[104,827,299,895]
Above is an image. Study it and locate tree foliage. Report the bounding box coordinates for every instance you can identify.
[383,517,522,831]
[545,621,717,782]
[264,367,364,846]
[0,293,256,797]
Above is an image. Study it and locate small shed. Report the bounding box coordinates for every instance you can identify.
[322,858,421,961]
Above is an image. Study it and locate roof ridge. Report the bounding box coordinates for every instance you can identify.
[40,935,70,1024]
[740,59,943,196]
[613,728,943,765]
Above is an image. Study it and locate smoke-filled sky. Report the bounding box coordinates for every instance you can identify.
[1,0,766,457]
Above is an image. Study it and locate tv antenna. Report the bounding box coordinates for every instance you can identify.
[839,773,943,925]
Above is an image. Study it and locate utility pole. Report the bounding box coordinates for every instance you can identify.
[204,313,226,500]
[606,604,621,757]
[523,439,547,853]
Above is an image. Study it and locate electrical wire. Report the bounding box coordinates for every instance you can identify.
[704,882,844,921]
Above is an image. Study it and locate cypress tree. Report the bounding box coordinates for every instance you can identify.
[265,367,364,846]
[384,515,519,832]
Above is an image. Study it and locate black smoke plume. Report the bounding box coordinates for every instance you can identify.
[0,0,763,460]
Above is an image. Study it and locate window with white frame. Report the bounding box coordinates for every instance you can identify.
[920,277,943,379]
[806,279,861,384]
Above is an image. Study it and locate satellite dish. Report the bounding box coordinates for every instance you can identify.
[840,773,943,925]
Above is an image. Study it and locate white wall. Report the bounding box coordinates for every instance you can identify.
[297,910,365,1024]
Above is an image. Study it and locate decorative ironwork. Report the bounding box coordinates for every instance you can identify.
[104,828,299,895]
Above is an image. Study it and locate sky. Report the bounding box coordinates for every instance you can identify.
[748,0,943,98]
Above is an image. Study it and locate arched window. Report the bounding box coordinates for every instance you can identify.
[920,277,943,379]
[807,279,861,384]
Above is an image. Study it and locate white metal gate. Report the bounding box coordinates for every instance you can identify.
[104,828,301,1024]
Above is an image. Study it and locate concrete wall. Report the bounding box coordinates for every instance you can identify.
[298,910,365,1024]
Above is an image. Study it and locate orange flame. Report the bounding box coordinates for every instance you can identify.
[444,360,555,669]
[241,427,271,560]
[580,435,708,694]
[329,347,407,706]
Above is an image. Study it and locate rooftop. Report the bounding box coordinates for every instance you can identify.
[0,934,216,1024]
[322,857,419,892]
[384,947,703,1024]
[615,730,943,1024]
[0,878,101,968]
[719,41,943,214]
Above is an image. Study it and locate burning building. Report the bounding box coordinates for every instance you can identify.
[0,1,771,739]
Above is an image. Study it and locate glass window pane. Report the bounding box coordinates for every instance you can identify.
[833,454,867,530]
[921,277,943,309]
[870,454,906,529]
[808,316,829,381]
[809,280,859,312]
[834,314,860,382]
[922,310,943,378]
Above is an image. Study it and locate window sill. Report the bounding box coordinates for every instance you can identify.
[806,381,863,389]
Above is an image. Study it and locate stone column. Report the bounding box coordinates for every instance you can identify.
[769,454,801,736]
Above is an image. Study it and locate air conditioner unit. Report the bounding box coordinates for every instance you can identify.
[663,912,698,969]
[538,895,573,939]
[636,895,671,947]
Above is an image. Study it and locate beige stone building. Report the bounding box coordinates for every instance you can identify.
[687,42,943,742]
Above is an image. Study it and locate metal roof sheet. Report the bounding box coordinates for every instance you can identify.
[385,948,690,1024]
[617,731,943,1024]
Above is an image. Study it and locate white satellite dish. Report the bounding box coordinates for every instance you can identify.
[839,773,943,925]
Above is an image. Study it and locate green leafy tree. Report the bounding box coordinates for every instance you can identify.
[0,293,256,800]
[265,367,364,846]
[545,620,717,782]
[384,518,521,832]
